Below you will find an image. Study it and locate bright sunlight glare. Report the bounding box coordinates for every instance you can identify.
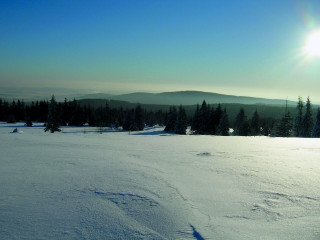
[305,30,320,57]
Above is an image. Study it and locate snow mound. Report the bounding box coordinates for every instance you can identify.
[11,128,23,134]
[196,152,211,156]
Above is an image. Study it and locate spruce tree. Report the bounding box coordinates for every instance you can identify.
[217,109,229,136]
[105,102,112,127]
[208,107,215,134]
[24,116,33,127]
[234,108,247,136]
[174,105,188,134]
[24,106,33,126]
[250,110,261,136]
[312,108,320,138]
[69,104,85,126]
[155,110,165,126]
[0,98,3,121]
[198,100,209,134]
[164,106,177,132]
[261,118,274,136]
[15,100,24,121]
[44,95,61,133]
[293,96,304,137]
[301,97,313,138]
[145,111,156,127]
[276,111,292,137]
[133,105,144,131]
[61,98,69,126]
[123,109,134,131]
[191,104,200,133]
[210,104,223,135]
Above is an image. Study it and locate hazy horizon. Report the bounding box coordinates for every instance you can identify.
[1,1,320,101]
[2,86,320,106]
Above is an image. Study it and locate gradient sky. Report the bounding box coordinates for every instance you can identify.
[1,0,320,101]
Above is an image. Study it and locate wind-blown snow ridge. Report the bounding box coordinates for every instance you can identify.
[94,191,159,208]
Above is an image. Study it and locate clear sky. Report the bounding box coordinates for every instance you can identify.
[1,0,320,101]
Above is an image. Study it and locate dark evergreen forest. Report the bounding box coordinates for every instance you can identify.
[0,95,319,137]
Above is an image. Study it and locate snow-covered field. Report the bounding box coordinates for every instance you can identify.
[1,123,320,240]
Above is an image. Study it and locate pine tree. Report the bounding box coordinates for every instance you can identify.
[293,96,304,137]
[301,97,313,138]
[217,109,229,136]
[44,95,61,133]
[174,105,188,134]
[312,108,320,138]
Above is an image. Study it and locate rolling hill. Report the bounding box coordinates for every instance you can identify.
[78,91,296,106]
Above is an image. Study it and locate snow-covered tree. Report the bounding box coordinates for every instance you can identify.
[44,95,61,133]
[301,97,313,138]
[312,108,320,138]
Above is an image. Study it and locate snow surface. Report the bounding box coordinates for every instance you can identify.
[1,123,320,239]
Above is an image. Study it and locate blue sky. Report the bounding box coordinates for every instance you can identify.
[1,0,320,101]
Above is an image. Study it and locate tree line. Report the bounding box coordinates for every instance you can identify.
[1,95,319,137]
[0,96,166,132]
[275,97,320,138]
[188,100,274,136]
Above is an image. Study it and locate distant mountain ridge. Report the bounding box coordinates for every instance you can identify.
[79,91,295,106]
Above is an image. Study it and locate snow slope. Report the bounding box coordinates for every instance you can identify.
[1,123,320,239]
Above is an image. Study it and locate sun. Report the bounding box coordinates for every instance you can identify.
[305,30,320,56]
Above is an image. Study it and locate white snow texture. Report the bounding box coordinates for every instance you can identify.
[1,123,320,239]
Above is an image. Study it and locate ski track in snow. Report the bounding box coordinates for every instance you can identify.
[1,123,320,239]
